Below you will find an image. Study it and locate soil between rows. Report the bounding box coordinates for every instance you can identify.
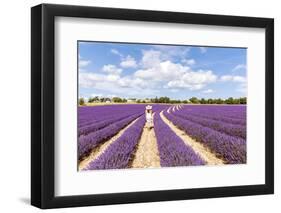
[160,110,225,165]
[78,117,141,171]
[129,115,161,169]
[79,105,225,170]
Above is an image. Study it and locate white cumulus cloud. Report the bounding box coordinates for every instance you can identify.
[135,59,217,91]
[220,75,246,83]
[166,70,217,90]
[141,49,162,68]
[120,55,137,68]
[79,60,91,68]
[79,71,158,98]
[181,58,196,65]
[102,64,122,75]
[80,46,220,97]
[135,60,188,81]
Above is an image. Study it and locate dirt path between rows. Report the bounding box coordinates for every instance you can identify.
[130,115,161,168]
[79,117,141,171]
[167,106,172,113]
[160,111,224,165]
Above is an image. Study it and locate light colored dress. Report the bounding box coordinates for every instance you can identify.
[146,112,153,128]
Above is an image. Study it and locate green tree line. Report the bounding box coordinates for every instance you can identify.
[79,96,246,105]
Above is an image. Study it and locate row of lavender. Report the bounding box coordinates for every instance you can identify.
[85,110,204,170]
[166,105,246,164]
[79,111,140,137]
[79,105,145,128]
[85,116,146,170]
[80,104,247,170]
[79,113,143,159]
[78,104,170,161]
[172,107,246,139]
[178,105,246,121]
[177,106,246,126]
[154,113,205,167]
[83,104,170,169]
[78,105,146,160]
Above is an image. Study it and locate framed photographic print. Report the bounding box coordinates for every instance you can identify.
[31,3,274,209]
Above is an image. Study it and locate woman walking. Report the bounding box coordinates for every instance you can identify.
[145,105,154,129]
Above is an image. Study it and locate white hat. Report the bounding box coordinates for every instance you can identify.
[146,105,152,110]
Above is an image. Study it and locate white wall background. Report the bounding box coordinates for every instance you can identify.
[0,0,279,212]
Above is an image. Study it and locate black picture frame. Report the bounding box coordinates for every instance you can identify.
[31,3,274,209]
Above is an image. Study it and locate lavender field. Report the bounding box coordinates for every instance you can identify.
[78,104,246,171]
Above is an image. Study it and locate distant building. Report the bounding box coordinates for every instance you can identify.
[145,99,150,103]
[127,99,135,103]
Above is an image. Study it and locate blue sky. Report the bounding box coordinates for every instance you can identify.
[79,41,247,100]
